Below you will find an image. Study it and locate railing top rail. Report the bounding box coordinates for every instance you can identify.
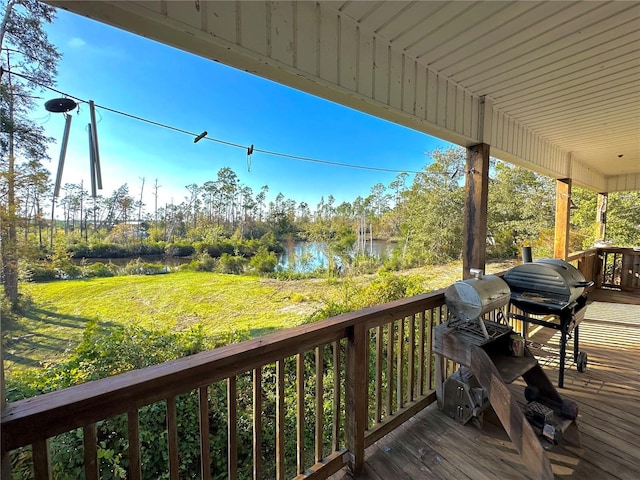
[566,248,599,262]
[2,289,445,453]
[598,246,640,255]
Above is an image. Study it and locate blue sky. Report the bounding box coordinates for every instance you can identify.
[37,9,452,211]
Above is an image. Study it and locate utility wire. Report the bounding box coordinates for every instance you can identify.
[8,70,424,175]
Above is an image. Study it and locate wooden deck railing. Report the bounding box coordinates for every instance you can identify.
[567,247,640,291]
[1,290,451,480]
[3,248,632,478]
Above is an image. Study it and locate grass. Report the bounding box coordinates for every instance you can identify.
[2,259,517,377]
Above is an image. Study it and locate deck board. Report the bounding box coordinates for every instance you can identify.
[330,289,640,479]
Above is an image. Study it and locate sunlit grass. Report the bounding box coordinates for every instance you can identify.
[3,259,517,375]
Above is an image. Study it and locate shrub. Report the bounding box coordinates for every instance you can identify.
[217,253,246,274]
[83,262,117,278]
[23,263,58,282]
[123,258,168,276]
[248,246,278,274]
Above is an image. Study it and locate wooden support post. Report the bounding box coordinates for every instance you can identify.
[554,178,572,260]
[463,143,490,280]
[345,324,367,475]
[595,192,608,241]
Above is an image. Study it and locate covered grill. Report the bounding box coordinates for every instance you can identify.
[503,258,593,388]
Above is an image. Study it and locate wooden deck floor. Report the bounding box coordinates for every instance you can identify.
[331,289,640,480]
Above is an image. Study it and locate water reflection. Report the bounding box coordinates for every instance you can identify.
[277,240,395,273]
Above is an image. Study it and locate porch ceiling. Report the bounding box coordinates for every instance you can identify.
[48,1,640,192]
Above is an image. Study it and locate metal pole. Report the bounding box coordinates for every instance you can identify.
[89,100,102,189]
[53,113,72,197]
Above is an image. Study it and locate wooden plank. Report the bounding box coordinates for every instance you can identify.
[417,312,425,396]
[297,353,305,475]
[293,449,347,480]
[127,409,141,480]
[339,16,358,90]
[463,143,490,279]
[396,318,404,409]
[386,322,394,416]
[276,360,286,480]
[364,392,436,447]
[408,315,415,402]
[198,386,211,480]
[83,423,98,480]
[374,326,383,424]
[345,324,367,475]
[470,346,554,480]
[296,1,318,75]
[554,178,572,260]
[357,26,374,97]
[332,342,341,453]
[32,438,51,480]
[315,346,324,463]
[319,7,338,84]
[270,1,295,65]
[373,39,389,105]
[253,368,263,480]
[166,396,179,480]
[227,377,237,480]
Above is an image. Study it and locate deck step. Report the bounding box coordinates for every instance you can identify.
[489,352,538,384]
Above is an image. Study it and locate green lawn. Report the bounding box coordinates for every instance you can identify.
[3,271,332,375]
[2,260,516,377]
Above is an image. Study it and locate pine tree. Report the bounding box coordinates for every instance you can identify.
[0,0,60,306]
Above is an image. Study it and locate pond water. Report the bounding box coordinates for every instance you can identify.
[277,240,396,272]
[74,240,397,273]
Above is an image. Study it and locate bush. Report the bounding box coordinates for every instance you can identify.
[217,253,246,274]
[83,262,118,278]
[248,246,278,274]
[123,258,168,276]
[23,263,58,282]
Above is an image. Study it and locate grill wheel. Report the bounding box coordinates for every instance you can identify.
[577,351,588,373]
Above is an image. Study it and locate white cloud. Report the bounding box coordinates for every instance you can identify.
[68,37,86,48]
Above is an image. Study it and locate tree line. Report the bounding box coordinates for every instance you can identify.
[2,1,640,307]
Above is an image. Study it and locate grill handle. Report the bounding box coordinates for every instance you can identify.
[574,281,594,288]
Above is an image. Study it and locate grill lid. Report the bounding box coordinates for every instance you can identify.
[445,274,510,321]
[503,259,592,305]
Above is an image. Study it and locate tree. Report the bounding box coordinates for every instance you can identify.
[399,147,466,265]
[487,161,555,258]
[0,0,60,305]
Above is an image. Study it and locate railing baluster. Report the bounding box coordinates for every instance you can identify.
[331,341,341,453]
[276,359,286,480]
[128,409,141,480]
[315,346,324,463]
[228,376,238,480]
[396,317,404,409]
[374,325,383,423]
[417,311,425,396]
[32,438,51,480]
[386,321,394,415]
[426,309,434,391]
[199,386,211,480]
[408,314,415,402]
[253,368,263,480]
[296,352,305,475]
[83,423,98,480]
[166,396,179,480]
